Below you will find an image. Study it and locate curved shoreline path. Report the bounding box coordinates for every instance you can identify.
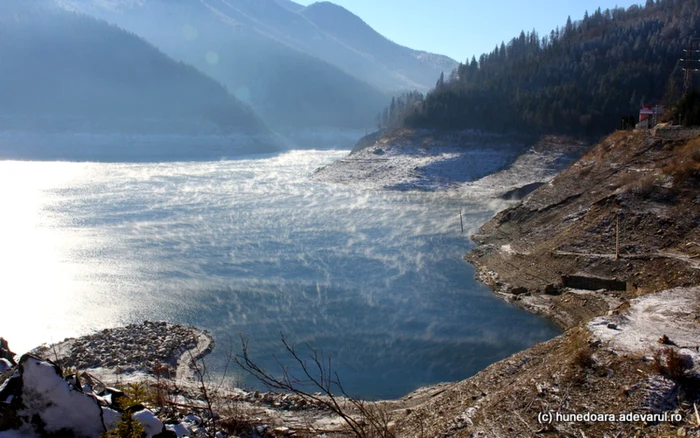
[33,321,215,385]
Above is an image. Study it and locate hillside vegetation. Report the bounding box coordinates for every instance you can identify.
[381,0,700,137]
[468,127,700,328]
[53,0,453,133]
[0,2,267,135]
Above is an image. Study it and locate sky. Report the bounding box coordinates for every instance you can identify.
[295,0,645,62]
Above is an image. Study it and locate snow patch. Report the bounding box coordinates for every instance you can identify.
[18,357,105,437]
[315,142,518,191]
[500,244,515,255]
[0,358,12,373]
[133,409,164,437]
[588,287,700,373]
[166,423,191,437]
[101,407,121,431]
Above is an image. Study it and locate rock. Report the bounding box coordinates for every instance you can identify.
[658,334,676,345]
[0,338,16,365]
[510,286,528,295]
[1,354,106,438]
[499,182,545,200]
[132,409,165,438]
[544,284,561,295]
[186,414,202,426]
[273,426,290,436]
[0,354,178,438]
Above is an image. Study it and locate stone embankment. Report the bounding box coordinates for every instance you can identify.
[0,324,347,438]
[33,321,213,377]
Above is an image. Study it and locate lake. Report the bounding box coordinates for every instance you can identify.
[0,149,559,399]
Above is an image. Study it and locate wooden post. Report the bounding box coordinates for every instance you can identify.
[615,213,620,261]
[460,209,464,233]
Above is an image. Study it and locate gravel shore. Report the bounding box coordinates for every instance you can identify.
[32,320,214,385]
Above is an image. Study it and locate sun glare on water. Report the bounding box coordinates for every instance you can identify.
[0,162,96,351]
[0,153,559,398]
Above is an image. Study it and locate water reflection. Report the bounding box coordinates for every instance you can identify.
[0,151,559,399]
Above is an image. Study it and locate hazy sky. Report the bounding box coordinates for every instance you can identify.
[296,0,644,62]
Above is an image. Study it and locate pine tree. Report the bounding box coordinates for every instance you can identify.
[436,71,445,89]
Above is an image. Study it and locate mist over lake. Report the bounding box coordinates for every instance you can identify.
[0,149,559,399]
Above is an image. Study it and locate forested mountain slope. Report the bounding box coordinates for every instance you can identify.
[53,0,450,134]
[0,2,268,136]
[385,0,699,137]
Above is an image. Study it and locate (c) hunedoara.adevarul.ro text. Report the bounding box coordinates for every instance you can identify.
[538,411,683,424]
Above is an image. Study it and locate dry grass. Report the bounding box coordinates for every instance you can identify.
[627,174,658,197]
[653,347,693,381]
[662,138,700,184]
[560,328,597,385]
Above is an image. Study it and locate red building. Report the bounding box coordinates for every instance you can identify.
[636,104,663,129]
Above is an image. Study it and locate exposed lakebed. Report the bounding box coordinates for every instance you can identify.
[0,149,559,399]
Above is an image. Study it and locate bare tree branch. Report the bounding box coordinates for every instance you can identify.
[234,332,395,438]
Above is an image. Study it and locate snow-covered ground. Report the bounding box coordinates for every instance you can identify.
[459,147,581,199]
[314,134,583,197]
[588,287,700,374]
[314,142,521,191]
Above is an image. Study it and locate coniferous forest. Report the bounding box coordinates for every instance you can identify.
[379,0,700,137]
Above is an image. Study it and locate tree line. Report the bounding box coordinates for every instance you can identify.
[378,0,700,137]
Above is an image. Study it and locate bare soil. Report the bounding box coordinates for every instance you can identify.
[467,129,700,329]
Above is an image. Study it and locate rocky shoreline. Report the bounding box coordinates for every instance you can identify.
[465,129,700,330]
[32,321,215,385]
[0,323,379,437]
[0,322,224,438]
[2,129,698,437]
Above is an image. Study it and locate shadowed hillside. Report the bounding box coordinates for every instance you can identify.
[0,2,269,136]
[54,0,456,136]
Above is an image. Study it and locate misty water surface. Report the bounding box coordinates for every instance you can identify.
[0,150,559,399]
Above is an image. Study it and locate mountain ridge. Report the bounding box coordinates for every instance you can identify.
[53,0,457,140]
[0,2,286,159]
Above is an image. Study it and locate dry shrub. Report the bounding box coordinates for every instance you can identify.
[578,164,593,178]
[561,329,597,385]
[572,347,596,369]
[653,347,692,381]
[662,138,700,184]
[627,175,657,198]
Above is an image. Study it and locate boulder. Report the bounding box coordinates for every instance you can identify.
[544,284,561,295]
[0,354,106,437]
[510,286,528,295]
[0,355,171,438]
[0,338,15,366]
[132,409,165,438]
